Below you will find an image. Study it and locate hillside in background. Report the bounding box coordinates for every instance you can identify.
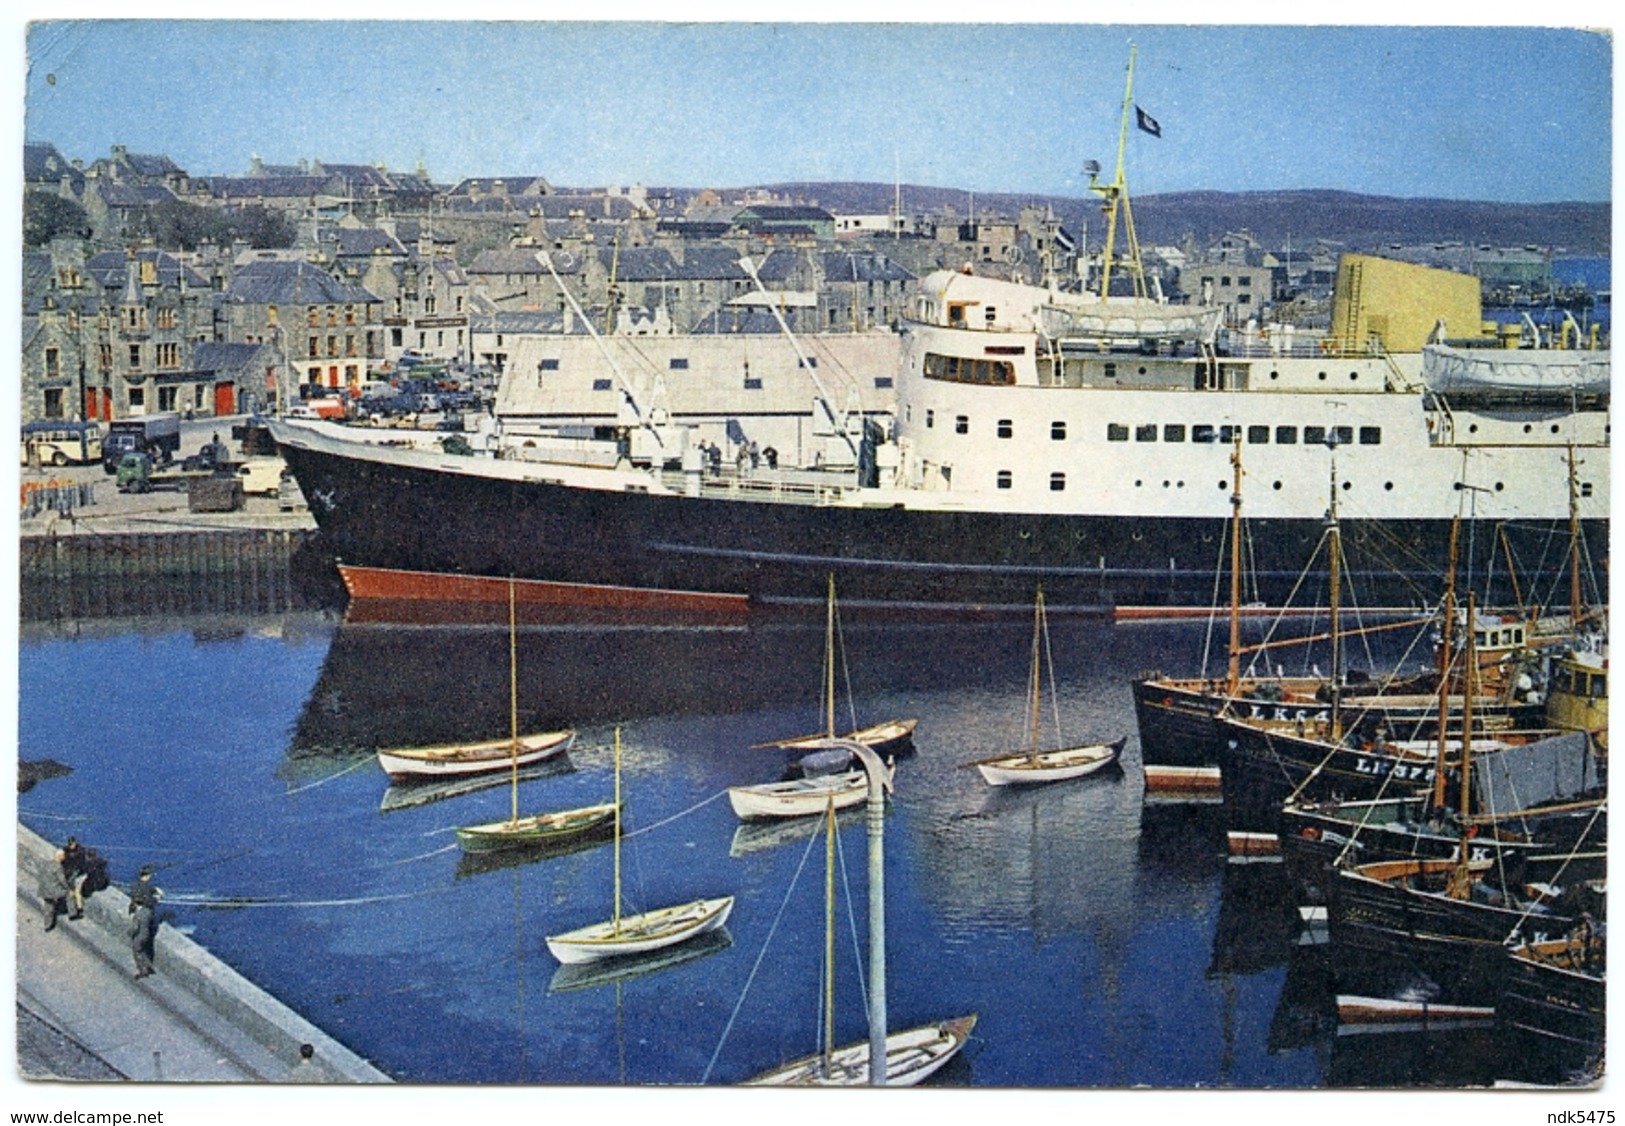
[735,182,1611,256]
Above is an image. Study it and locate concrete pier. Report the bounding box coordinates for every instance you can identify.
[15,825,390,1083]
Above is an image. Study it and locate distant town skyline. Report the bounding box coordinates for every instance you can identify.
[19,19,1613,206]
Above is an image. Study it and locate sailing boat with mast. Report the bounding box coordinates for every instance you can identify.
[964,588,1124,786]
[745,798,977,1086]
[758,575,917,759]
[545,729,734,965]
[456,581,619,854]
[376,583,575,781]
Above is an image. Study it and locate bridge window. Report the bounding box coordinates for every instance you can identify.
[1276,426,1298,445]
[670,358,689,370]
[1135,424,1157,442]
[1333,425,1353,446]
[1051,421,1067,441]
[996,470,1012,490]
[1192,424,1216,443]
[997,419,1013,439]
[1360,426,1382,445]
[955,415,969,434]
[923,353,1015,385]
[1106,424,1129,442]
[1163,424,1186,443]
[1248,426,1270,444]
[1050,472,1066,492]
[1304,426,1327,445]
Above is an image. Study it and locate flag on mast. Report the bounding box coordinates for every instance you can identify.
[1135,106,1162,137]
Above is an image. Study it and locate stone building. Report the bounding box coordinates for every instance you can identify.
[222,257,383,401]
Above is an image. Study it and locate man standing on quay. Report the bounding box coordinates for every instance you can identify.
[128,865,162,979]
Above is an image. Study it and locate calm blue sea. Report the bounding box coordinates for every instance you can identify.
[18,604,1566,1092]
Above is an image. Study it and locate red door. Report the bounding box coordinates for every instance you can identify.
[214,382,236,416]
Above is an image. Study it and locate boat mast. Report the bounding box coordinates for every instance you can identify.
[1448,593,1478,901]
[1432,515,1463,812]
[612,727,623,936]
[826,574,838,739]
[822,795,836,1080]
[1226,435,1244,694]
[1327,456,1343,742]
[508,577,519,826]
[1090,46,1148,301]
[1028,589,1045,756]
[1567,444,1584,626]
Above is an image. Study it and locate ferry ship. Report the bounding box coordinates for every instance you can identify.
[272,257,1608,614]
[273,58,1608,614]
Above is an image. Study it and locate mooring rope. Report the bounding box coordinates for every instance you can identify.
[283,755,377,796]
[700,819,823,1084]
[621,788,728,841]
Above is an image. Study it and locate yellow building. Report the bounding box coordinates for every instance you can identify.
[1328,254,1486,353]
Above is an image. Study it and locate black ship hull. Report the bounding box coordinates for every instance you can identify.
[278,437,1605,614]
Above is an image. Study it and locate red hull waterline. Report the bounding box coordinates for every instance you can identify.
[339,565,752,620]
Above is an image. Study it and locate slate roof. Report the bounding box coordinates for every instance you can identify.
[329,228,408,258]
[83,249,209,290]
[199,175,326,200]
[690,307,820,334]
[24,142,85,191]
[816,251,915,284]
[446,176,552,198]
[225,259,379,306]
[466,248,583,276]
[192,341,266,374]
[94,182,178,208]
[737,205,834,223]
[121,151,183,178]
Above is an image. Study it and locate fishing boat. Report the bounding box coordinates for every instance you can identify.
[545,729,734,965]
[376,728,575,781]
[964,588,1123,786]
[1496,925,1606,1076]
[271,52,1608,617]
[757,575,917,758]
[728,762,894,822]
[453,580,616,853]
[744,798,975,1086]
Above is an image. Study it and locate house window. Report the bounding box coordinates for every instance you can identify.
[1051,421,1067,441]
[997,419,1013,439]
[45,347,60,380]
[128,388,144,409]
[158,386,178,411]
[156,342,179,369]
[955,416,969,435]
[996,470,1012,490]
[156,307,177,329]
[1135,424,1157,442]
[1107,424,1129,442]
[43,388,64,418]
[128,344,142,367]
[308,336,319,357]
[1049,473,1066,492]
[1163,424,1186,443]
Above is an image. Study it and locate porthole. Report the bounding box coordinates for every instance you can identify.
[1217,481,1227,490]
[1468,423,1478,434]
[1317,371,1327,381]
[1384,482,1394,491]
[1551,425,1561,434]
[1135,479,1143,487]
[1495,482,1504,492]
[1176,480,1185,489]
[1273,481,1283,490]
[1523,424,1533,434]
[1162,480,1171,488]
[1269,371,1280,380]
[1341,481,1351,491]
[1349,372,1358,380]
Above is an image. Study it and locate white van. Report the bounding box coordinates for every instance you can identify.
[235,457,288,497]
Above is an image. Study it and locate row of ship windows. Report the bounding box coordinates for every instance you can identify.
[987,473,1577,496]
[922,411,1382,447]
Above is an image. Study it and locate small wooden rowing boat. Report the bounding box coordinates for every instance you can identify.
[545,729,735,965]
[456,801,619,854]
[745,1015,978,1086]
[376,729,574,781]
[547,895,736,965]
[969,736,1125,786]
[728,764,893,822]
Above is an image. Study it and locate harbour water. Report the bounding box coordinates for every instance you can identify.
[15,601,1582,1089]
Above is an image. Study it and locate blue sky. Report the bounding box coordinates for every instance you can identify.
[15,18,1617,203]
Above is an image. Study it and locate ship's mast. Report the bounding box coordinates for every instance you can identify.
[1226,435,1244,694]
[1089,46,1149,301]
